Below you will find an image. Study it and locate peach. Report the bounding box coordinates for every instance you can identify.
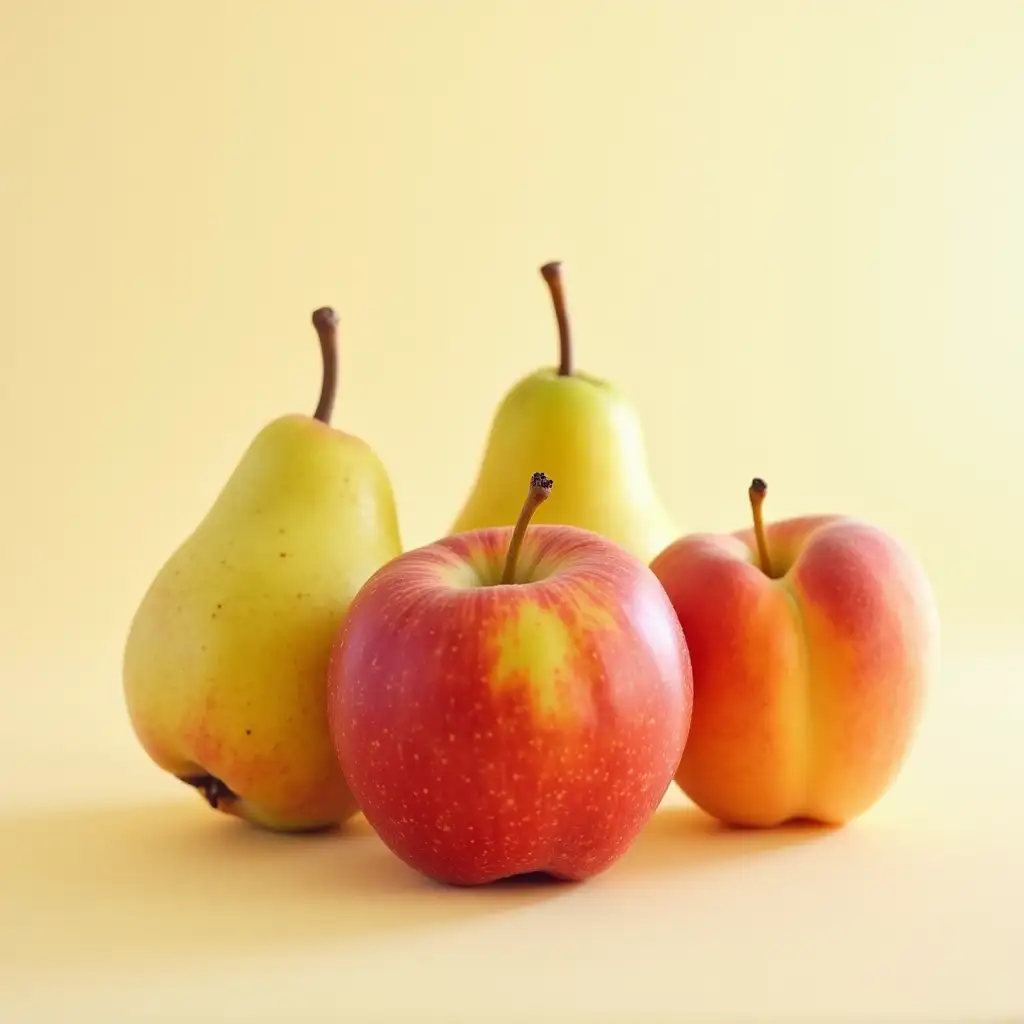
[649,479,940,828]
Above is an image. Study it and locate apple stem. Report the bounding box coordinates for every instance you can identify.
[500,472,554,584]
[311,307,339,424]
[540,262,573,377]
[748,478,775,577]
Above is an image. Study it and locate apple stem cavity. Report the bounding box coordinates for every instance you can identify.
[500,472,554,585]
[540,261,573,377]
[748,477,775,578]
[311,307,340,424]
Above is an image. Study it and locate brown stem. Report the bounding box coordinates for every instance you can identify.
[311,307,339,424]
[500,472,554,584]
[748,478,774,577]
[540,262,573,376]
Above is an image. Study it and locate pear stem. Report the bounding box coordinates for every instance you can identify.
[500,472,554,584]
[748,478,774,577]
[540,262,573,377]
[311,307,339,424]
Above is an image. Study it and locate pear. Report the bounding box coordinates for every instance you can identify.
[122,307,402,832]
[450,261,677,564]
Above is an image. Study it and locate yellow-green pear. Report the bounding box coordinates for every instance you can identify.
[450,261,677,564]
[122,307,402,832]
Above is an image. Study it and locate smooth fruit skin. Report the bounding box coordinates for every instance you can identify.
[123,414,403,831]
[327,524,693,886]
[649,514,940,828]
[450,370,678,565]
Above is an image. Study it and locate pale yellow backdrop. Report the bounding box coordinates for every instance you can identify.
[1,2,1022,1021]
[3,0,1023,678]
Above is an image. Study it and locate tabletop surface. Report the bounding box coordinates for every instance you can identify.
[1,640,1021,1023]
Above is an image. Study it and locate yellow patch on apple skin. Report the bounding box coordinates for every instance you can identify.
[567,594,619,634]
[490,602,573,715]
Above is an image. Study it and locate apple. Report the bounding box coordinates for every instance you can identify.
[649,478,940,829]
[327,472,693,886]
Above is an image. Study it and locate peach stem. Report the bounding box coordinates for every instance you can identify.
[748,478,774,577]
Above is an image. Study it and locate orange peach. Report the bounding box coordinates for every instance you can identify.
[649,479,940,828]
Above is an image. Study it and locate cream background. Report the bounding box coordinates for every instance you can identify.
[1,2,1021,1021]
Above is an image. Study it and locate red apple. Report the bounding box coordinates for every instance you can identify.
[649,478,940,828]
[327,472,693,886]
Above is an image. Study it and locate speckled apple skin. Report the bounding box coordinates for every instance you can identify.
[327,524,693,886]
